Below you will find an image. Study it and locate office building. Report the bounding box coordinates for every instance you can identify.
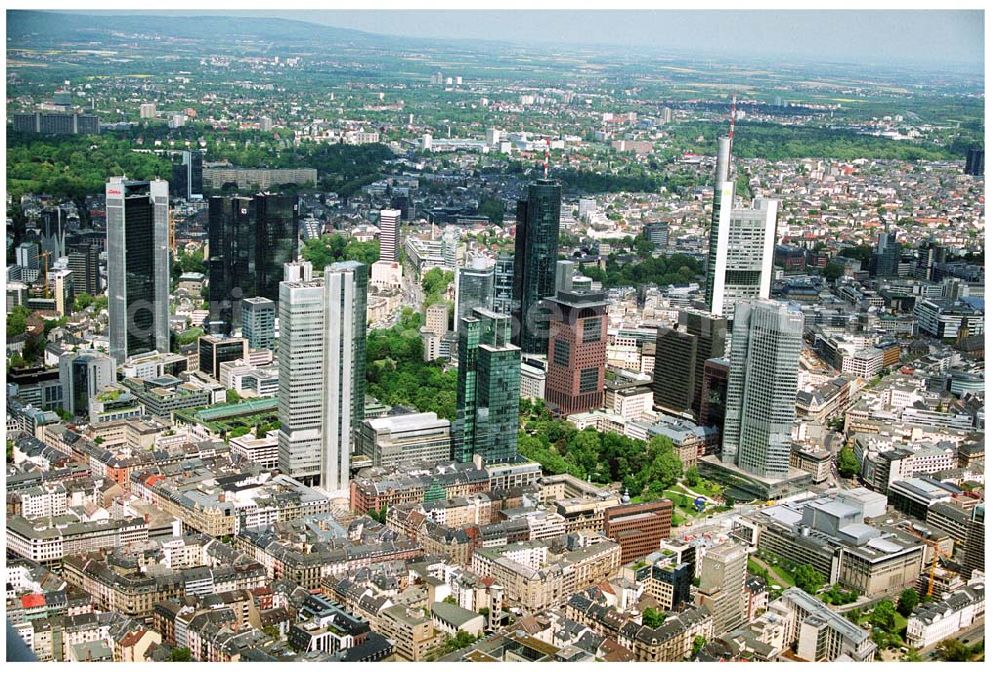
[322,261,369,493]
[425,303,449,337]
[207,194,299,332]
[58,350,115,417]
[454,308,521,464]
[513,178,561,354]
[139,103,157,119]
[870,227,902,279]
[106,178,170,363]
[543,288,609,415]
[379,209,401,263]
[48,269,74,316]
[358,412,452,468]
[699,358,730,430]
[67,243,101,295]
[241,297,276,351]
[699,543,748,634]
[964,147,984,177]
[170,150,204,200]
[16,241,40,272]
[277,261,326,487]
[721,299,804,479]
[643,222,669,251]
[492,252,514,315]
[603,500,673,563]
[704,136,778,320]
[12,111,100,135]
[454,257,495,332]
[653,310,726,418]
[961,503,984,580]
[277,260,368,493]
[202,166,317,191]
[198,335,248,380]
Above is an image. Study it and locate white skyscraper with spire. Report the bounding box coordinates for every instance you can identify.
[704,135,779,321]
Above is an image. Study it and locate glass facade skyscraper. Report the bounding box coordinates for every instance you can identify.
[492,252,514,315]
[106,178,170,364]
[454,258,494,332]
[722,299,804,478]
[241,296,276,351]
[513,178,561,354]
[454,308,521,464]
[208,193,298,332]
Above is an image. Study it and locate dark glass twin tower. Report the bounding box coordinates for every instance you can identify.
[207,194,299,332]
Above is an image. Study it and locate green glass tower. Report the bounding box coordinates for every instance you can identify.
[454,308,521,464]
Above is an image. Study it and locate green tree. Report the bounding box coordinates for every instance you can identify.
[793,564,826,594]
[822,262,845,283]
[226,389,241,404]
[7,305,31,337]
[868,600,898,633]
[837,445,861,479]
[477,196,505,225]
[937,639,971,662]
[692,634,707,657]
[897,588,920,618]
[169,647,192,662]
[685,465,700,487]
[647,436,683,489]
[642,607,666,629]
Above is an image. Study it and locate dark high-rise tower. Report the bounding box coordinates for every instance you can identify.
[106,178,170,363]
[964,147,984,177]
[653,310,726,418]
[513,178,561,354]
[170,150,204,199]
[870,227,901,279]
[67,242,101,295]
[207,193,299,332]
[699,357,730,430]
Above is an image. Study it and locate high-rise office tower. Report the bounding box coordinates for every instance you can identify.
[492,252,514,315]
[652,310,726,418]
[554,259,576,294]
[699,357,730,430]
[67,243,101,295]
[48,269,74,316]
[964,147,984,177]
[277,261,325,488]
[276,261,367,494]
[961,503,984,579]
[870,226,901,279]
[699,543,749,634]
[722,299,803,478]
[454,308,521,464]
[379,209,401,263]
[170,150,204,200]
[16,241,40,271]
[208,196,254,331]
[207,194,298,332]
[513,178,561,354]
[254,193,300,311]
[58,350,115,417]
[454,257,495,332]
[320,261,368,493]
[106,178,170,364]
[241,297,276,351]
[704,136,778,321]
[543,288,609,415]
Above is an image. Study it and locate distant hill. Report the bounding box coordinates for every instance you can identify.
[7,10,387,47]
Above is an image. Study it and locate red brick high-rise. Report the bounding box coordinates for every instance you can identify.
[543,288,609,415]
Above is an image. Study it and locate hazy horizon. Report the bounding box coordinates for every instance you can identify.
[41,9,985,72]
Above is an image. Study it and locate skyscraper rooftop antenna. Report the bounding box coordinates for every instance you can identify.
[727,92,737,176]
[544,136,551,179]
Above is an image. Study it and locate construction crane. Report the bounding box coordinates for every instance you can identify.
[905,522,941,598]
[39,250,52,299]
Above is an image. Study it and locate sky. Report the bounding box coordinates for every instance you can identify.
[196,9,984,70]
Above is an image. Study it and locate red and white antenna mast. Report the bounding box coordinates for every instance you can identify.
[544,136,551,179]
[728,92,737,169]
